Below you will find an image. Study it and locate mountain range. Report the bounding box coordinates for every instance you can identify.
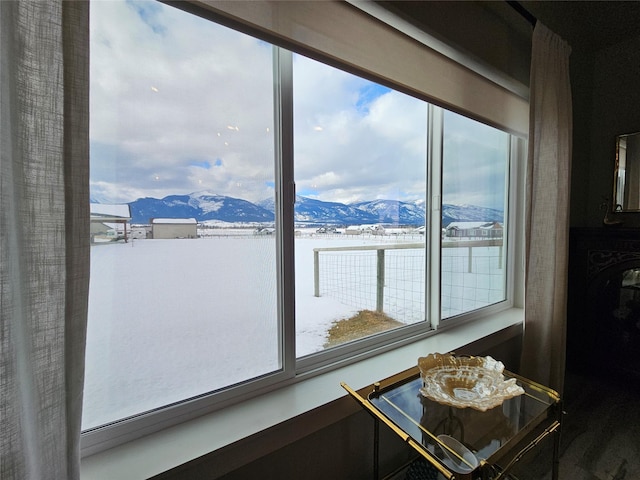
[98,191,503,226]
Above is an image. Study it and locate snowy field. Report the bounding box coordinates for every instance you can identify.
[83,231,503,429]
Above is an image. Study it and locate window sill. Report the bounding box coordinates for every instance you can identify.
[80,308,523,480]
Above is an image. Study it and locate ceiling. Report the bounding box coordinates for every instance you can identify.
[521,1,640,52]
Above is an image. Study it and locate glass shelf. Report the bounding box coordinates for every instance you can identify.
[342,364,561,480]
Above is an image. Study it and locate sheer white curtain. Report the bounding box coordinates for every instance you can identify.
[521,22,572,395]
[1,2,89,479]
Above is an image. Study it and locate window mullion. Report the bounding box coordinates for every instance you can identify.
[507,135,527,309]
[427,104,443,329]
[273,46,296,375]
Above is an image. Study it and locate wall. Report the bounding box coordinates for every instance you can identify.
[582,34,640,227]
[379,1,532,89]
[151,327,523,480]
[568,49,595,227]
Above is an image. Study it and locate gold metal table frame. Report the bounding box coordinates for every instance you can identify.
[342,365,562,480]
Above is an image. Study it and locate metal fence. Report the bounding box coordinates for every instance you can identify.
[313,239,504,323]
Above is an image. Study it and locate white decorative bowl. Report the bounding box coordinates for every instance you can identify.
[418,353,524,411]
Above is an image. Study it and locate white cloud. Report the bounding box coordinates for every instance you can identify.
[91,1,274,202]
[292,55,428,203]
[90,1,507,211]
[442,111,509,210]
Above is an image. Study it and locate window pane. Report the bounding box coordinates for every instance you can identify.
[441,111,509,319]
[85,2,278,429]
[292,55,428,356]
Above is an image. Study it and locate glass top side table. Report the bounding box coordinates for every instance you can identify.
[342,365,561,480]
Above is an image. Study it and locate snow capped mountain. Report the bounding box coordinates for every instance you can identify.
[351,199,425,225]
[441,204,503,227]
[103,191,503,226]
[128,192,274,224]
[258,196,425,225]
[256,196,275,213]
[294,196,379,225]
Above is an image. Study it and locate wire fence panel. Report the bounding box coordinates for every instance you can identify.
[314,243,426,324]
[383,248,426,323]
[319,250,381,314]
[314,240,505,324]
[440,246,505,318]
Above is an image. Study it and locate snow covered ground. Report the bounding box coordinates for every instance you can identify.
[82,231,503,429]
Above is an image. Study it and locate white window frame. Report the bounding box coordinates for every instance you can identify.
[81,0,528,456]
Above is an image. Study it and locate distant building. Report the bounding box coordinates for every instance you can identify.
[367,224,386,235]
[130,227,150,239]
[90,203,132,243]
[445,221,503,239]
[344,224,385,235]
[344,225,362,235]
[151,218,198,239]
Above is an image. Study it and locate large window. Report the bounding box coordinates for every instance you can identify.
[86,1,278,430]
[441,111,510,319]
[292,54,429,355]
[84,0,521,444]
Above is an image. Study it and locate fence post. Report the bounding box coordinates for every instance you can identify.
[314,250,320,297]
[376,249,385,312]
[468,246,473,273]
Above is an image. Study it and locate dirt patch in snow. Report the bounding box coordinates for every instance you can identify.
[324,309,404,348]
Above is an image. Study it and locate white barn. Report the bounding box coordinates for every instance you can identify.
[151,218,198,239]
[90,203,132,243]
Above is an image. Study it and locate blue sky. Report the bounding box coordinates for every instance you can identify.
[356,84,392,113]
[126,0,166,34]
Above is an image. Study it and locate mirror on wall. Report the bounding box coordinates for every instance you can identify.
[614,132,640,211]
